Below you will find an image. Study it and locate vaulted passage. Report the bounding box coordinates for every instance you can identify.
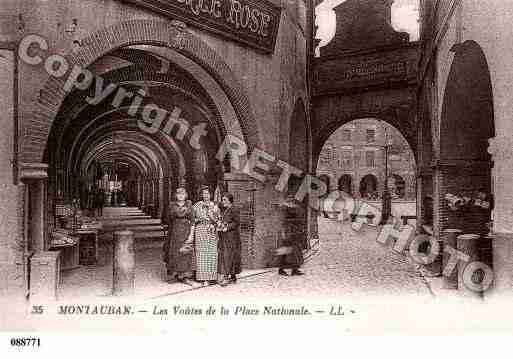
[38,41,255,296]
[44,47,227,222]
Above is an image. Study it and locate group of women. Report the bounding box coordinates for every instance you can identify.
[163,185,241,287]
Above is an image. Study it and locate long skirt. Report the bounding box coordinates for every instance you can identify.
[218,232,241,275]
[277,245,304,269]
[164,218,194,275]
[194,224,218,281]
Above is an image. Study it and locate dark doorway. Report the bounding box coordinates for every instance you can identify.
[359,174,378,199]
[338,174,353,195]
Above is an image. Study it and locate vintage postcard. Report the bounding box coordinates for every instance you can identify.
[1,0,513,350]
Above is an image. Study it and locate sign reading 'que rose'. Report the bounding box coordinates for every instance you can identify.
[120,0,282,53]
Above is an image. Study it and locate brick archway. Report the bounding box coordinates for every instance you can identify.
[435,40,495,236]
[21,19,261,166]
[311,89,417,166]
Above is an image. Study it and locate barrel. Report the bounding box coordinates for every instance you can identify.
[457,233,483,298]
[442,229,462,289]
[113,230,135,296]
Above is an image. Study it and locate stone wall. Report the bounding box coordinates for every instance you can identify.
[0,47,25,296]
[419,0,513,299]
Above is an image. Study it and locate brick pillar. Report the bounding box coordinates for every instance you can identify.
[144,178,150,207]
[137,178,142,207]
[23,179,47,252]
[162,176,169,218]
[406,173,416,201]
[192,150,206,195]
[18,164,56,303]
[0,184,28,300]
[223,173,257,268]
[417,167,433,229]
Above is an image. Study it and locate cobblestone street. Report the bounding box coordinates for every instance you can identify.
[156,218,432,300]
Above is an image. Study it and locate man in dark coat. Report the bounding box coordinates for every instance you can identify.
[274,196,305,276]
[276,229,305,276]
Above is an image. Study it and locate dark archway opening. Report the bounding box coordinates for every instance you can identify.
[338,174,353,195]
[438,40,495,236]
[360,174,378,199]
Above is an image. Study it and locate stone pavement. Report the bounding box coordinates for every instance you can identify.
[57,217,432,300]
[151,218,432,300]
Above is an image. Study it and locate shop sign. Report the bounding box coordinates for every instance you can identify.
[120,0,282,53]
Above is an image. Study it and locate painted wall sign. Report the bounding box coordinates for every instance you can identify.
[341,61,408,81]
[312,45,418,95]
[120,0,282,53]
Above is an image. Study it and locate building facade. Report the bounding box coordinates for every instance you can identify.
[317,118,416,200]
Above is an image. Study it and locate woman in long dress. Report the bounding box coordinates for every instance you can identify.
[217,193,241,286]
[191,185,220,286]
[163,187,194,282]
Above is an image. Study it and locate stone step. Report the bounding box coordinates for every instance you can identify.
[103,206,140,211]
[103,207,144,211]
[102,209,145,213]
[99,230,166,241]
[100,218,163,227]
[101,215,151,220]
[98,205,166,247]
[102,211,146,216]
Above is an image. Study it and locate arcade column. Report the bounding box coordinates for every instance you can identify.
[223,171,309,270]
[19,163,58,300]
[416,167,434,229]
[192,149,207,196]
[19,163,48,253]
[487,135,513,299]
[223,172,258,268]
